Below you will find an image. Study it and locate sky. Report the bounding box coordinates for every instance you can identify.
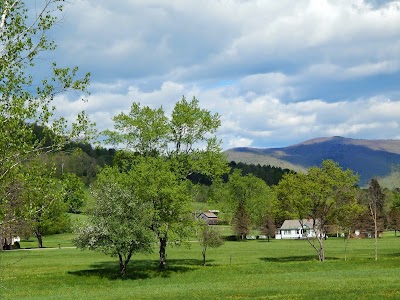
[45,0,400,149]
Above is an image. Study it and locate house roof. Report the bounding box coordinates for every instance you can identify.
[199,212,218,219]
[279,219,316,230]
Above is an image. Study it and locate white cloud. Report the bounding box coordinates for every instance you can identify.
[45,1,400,149]
[227,137,253,148]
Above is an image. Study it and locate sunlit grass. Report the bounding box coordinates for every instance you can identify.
[1,231,399,299]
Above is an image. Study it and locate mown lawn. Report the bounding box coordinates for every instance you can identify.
[1,231,400,299]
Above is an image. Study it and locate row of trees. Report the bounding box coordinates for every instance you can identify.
[209,160,400,262]
[75,148,400,274]
[74,97,229,275]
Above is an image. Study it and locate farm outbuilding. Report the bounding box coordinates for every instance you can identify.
[198,212,218,225]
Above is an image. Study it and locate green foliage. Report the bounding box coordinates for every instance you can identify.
[232,200,251,239]
[275,160,359,261]
[223,169,277,237]
[128,156,194,241]
[367,178,386,260]
[103,96,228,180]
[102,97,228,268]
[104,102,169,156]
[74,166,154,276]
[198,224,224,266]
[0,1,93,178]
[0,0,94,248]
[62,173,86,213]
[18,160,69,247]
[228,161,290,186]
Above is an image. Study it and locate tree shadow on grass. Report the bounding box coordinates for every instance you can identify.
[68,258,203,280]
[385,252,400,258]
[260,255,340,263]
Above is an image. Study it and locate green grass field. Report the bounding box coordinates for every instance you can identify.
[1,231,400,299]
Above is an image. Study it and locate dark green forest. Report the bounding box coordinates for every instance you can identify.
[60,141,289,187]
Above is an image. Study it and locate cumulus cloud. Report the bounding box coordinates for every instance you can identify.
[54,80,400,149]
[46,0,400,149]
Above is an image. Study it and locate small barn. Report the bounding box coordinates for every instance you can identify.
[275,219,318,239]
[198,212,218,225]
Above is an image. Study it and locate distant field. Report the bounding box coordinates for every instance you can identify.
[1,231,400,299]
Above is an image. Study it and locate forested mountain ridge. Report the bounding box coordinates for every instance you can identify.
[225,136,400,186]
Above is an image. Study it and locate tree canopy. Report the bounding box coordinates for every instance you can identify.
[74,166,154,276]
[102,97,228,269]
[275,160,359,261]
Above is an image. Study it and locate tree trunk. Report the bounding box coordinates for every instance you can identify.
[202,248,206,266]
[318,245,325,261]
[159,237,167,269]
[344,231,350,261]
[374,217,378,261]
[119,255,127,276]
[308,234,325,261]
[35,232,43,248]
[319,235,325,261]
[118,250,133,276]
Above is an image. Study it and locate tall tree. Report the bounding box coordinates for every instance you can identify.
[127,156,194,269]
[74,167,154,276]
[367,178,385,261]
[389,188,400,236]
[17,160,68,248]
[334,203,364,260]
[62,173,86,213]
[103,97,228,269]
[0,0,94,249]
[275,160,359,261]
[225,170,276,239]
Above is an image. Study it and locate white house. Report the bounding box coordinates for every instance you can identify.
[275,219,319,239]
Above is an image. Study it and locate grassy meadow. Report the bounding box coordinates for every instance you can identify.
[1,231,400,300]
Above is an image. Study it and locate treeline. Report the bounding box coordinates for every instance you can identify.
[55,140,290,187]
[228,161,291,186]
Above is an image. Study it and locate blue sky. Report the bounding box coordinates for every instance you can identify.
[47,0,400,149]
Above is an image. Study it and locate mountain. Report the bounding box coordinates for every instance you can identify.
[225,136,400,186]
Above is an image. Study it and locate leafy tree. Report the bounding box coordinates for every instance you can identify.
[225,170,275,239]
[198,224,224,266]
[389,188,400,236]
[388,207,400,237]
[0,178,26,249]
[74,167,154,276]
[127,156,194,269]
[62,173,86,213]
[334,203,364,260]
[103,97,228,269]
[18,160,69,248]
[275,160,359,261]
[260,216,276,242]
[232,201,251,240]
[0,0,94,249]
[367,178,386,261]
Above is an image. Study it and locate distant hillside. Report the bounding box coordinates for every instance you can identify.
[225,136,400,186]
